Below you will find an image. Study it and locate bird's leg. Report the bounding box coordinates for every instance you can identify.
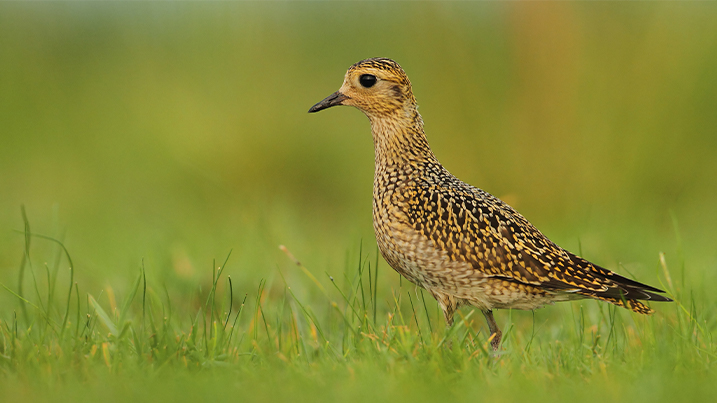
[482,310,502,351]
[431,290,459,326]
[431,290,461,350]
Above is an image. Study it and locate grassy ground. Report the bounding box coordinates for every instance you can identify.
[1,233,714,402]
[2,2,716,401]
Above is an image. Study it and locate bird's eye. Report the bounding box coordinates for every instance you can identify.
[359,74,377,88]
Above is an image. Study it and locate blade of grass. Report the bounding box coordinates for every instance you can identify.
[17,206,30,324]
[88,294,118,337]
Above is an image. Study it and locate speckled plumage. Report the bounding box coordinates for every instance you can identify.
[309,58,671,350]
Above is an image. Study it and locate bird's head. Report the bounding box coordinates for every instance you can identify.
[309,58,417,118]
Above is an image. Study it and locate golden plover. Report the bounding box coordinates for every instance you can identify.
[309,58,671,350]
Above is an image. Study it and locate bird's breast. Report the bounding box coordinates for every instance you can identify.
[372,170,480,292]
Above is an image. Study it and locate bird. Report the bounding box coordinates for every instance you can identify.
[308,57,672,351]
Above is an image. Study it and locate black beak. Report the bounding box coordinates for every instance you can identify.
[308,91,350,113]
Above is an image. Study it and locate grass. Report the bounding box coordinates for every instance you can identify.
[1,214,715,402]
[2,2,717,401]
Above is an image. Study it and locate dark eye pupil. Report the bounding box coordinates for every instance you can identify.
[359,74,377,88]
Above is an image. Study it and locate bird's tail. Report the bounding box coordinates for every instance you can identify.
[565,253,672,314]
[578,293,656,314]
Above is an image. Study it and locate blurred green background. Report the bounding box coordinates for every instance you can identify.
[1,1,716,308]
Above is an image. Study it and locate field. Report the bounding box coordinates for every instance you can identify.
[1,2,716,402]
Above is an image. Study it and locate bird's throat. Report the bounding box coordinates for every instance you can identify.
[369,110,436,169]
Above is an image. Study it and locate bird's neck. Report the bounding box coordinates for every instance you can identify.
[369,108,438,170]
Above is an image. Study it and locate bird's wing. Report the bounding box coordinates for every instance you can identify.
[401,182,668,301]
